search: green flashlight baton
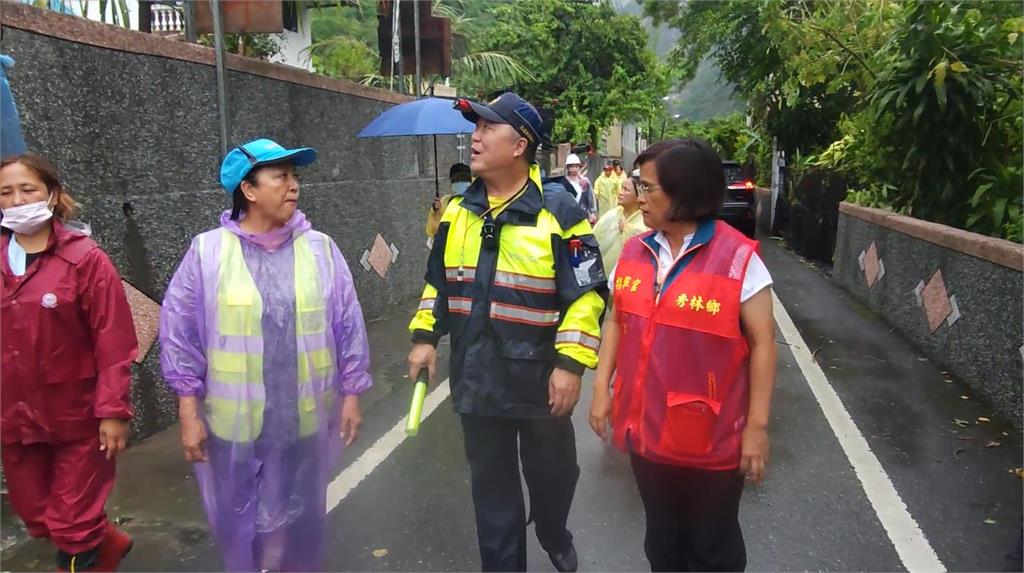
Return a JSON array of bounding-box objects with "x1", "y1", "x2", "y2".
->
[{"x1": 405, "y1": 368, "x2": 430, "y2": 436}]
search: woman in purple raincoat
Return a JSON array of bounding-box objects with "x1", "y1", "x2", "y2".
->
[{"x1": 159, "y1": 139, "x2": 372, "y2": 571}]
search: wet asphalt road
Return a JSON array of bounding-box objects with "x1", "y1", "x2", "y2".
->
[
  {"x1": 322, "y1": 239, "x2": 1022, "y2": 572},
  {"x1": 1, "y1": 240, "x2": 1020, "y2": 572}
]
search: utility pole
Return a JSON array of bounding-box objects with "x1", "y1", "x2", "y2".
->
[
  {"x1": 413, "y1": 0, "x2": 422, "y2": 97},
  {"x1": 396, "y1": 0, "x2": 404, "y2": 94},
  {"x1": 211, "y1": 0, "x2": 230, "y2": 156},
  {"x1": 183, "y1": 0, "x2": 197, "y2": 43}
]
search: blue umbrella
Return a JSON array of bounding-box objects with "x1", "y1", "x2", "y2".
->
[
  {"x1": 358, "y1": 97, "x2": 476, "y2": 196},
  {"x1": 357, "y1": 97, "x2": 475, "y2": 138},
  {"x1": 1, "y1": 55, "x2": 27, "y2": 159}
]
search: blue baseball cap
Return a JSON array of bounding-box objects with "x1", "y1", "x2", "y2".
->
[
  {"x1": 219, "y1": 138, "x2": 318, "y2": 194},
  {"x1": 455, "y1": 92, "x2": 544, "y2": 148}
]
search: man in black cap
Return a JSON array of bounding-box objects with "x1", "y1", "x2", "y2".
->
[{"x1": 409, "y1": 93, "x2": 607, "y2": 572}]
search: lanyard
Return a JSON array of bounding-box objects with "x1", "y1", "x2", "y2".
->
[{"x1": 456, "y1": 182, "x2": 529, "y2": 279}]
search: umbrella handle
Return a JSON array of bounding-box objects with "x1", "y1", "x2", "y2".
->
[{"x1": 434, "y1": 135, "x2": 440, "y2": 198}]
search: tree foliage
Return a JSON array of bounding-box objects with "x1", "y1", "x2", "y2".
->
[
  {"x1": 650, "y1": 0, "x2": 1024, "y2": 240},
  {"x1": 473, "y1": 0, "x2": 669, "y2": 148},
  {"x1": 307, "y1": 0, "x2": 667, "y2": 150},
  {"x1": 662, "y1": 113, "x2": 768, "y2": 184},
  {"x1": 306, "y1": 0, "x2": 534, "y2": 93}
]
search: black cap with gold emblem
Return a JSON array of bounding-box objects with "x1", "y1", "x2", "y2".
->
[{"x1": 454, "y1": 92, "x2": 544, "y2": 148}]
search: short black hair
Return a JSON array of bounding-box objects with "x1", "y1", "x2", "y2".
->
[
  {"x1": 449, "y1": 162, "x2": 471, "y2": 181},
  {"x1": 637, "y1": 138, "x2": 725, "y2": 221},
  {"x1": 612, "y1": 160, "x2": 621, "y2": 167},
  {"x1": 635, "y1": 140, "x2": 675, "y2": 168},
  {"x1": 229, "y1": 169, "x2": 261, "y2": 220},
  {"x1": 524, "y1": 143, "x2": 537, "y2": 165}
]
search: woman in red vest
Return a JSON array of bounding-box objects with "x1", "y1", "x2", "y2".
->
[{"x1": 588, "y1": 139, "x2": 777, "y2": 572}]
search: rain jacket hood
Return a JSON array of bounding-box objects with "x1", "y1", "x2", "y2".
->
[{"x1": 219, "y1": 209, "x2": 311, "y2": 253}]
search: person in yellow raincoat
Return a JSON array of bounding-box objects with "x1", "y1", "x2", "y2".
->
[
  {"x1": 612, "y1": 160, "x2": 627, "y2": 186},
  {"x1": 593, "y1": 169, "x2": 648, "y2": 276},
  {"x1": 425, "y1": 163, "x2": 472, "y2": 239},
  {"x1": 593, "y1": 162, "x2": 619, "y2": 219}
]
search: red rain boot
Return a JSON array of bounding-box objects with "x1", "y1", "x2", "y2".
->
[{"x1": 91, "y1": 523, "x2": 132, "y2": 572}]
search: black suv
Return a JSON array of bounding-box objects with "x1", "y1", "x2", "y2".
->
[{"x1": 719, "y1": 161, "x2": 756, "y2": 238}]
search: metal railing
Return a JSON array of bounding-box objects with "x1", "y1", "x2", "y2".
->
[
  {"x1": 136, "y1": 1, "x2": 186, "y2": 35},
  {"x1": 150, "y1": 3, "x2": 184, "y2": 34}
]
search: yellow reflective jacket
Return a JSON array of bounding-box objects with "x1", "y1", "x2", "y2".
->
[{"x1": 409, "y1": 165, "x2": 607, "y2": 417}]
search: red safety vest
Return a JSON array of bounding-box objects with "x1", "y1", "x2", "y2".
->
[{"x1": 611, "y1": 221, "x2": 757, "y2": 469}]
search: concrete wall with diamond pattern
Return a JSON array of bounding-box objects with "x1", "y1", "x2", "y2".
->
[
  {"x1": 1, "y1": 5, "x2": 460, "y2": 438},
  {"x1": 833, "y1": 203, "x2": 1023, "y2": 431}
]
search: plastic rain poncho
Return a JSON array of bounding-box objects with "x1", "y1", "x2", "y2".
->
[
  {"x1": 593, "y1": 173, "x2": 620, "y2": 220},
  {"x1": 593, "y1": 206, "x2": 648, "y2": 277},
  {"x1": 159, "y1": 210, "x2": 372, "y2": 572},
  {"x1": 0, "y1": 55, "x2": 27, "y2": 159}
]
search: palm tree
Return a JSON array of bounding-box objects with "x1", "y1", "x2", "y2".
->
[
  {"x1": 304, "y1": 0, "x2": 534, "y2": 94},
  {"x1": 430, "y1": 0, "x2": 535, "y2": 93}
]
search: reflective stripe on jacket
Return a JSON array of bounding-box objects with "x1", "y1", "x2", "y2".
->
[
  {"x1": 410, "y1": 165, "x2": 607, "y2": 417},
  {"x1": 199, "y1": 229, "x2": 336, "y2": 442}
]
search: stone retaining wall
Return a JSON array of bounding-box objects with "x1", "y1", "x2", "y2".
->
[{"x1": 833, "y1": 202, "x2": 1023, "y2": 429}]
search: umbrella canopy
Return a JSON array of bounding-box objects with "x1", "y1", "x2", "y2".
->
[
  {"x1": 0, "y1": 55, "x2": 26, "y2": 159},
  {"x1": 358, "y1": 97, "x2": 475, "y2": 138}
]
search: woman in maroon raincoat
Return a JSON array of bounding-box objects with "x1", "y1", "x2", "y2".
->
[{"x1": 0, "y1": 154, "x2": 138, "y2": 572}]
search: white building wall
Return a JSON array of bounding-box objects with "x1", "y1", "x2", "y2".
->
[
  {"x1": 270, "y1": 11, "x2": 313, "y2": 72},
  {"x1": 70, "y1": 0, "x2": 312, "y2": 71},
  {"x1": 75, "y1": 0, "x2": 141, "y2": 30}
]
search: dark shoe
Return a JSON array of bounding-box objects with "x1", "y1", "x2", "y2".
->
[
  {"x1": 548, "y1": 543, "x2": 578, "y2": 573},
  {"x1": 56, "y1": 546, "x2": 99, "y2": 572}
]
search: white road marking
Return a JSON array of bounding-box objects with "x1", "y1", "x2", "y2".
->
[
  {"x1": 326, "y1": 379, "x2": 451, "y2": 512},
  {"x1": 323, "y1": 296, "x2": 943, "y2": 571},
  {"x1": 773, "y1": 293, "x2": 945, "y2": 572}
]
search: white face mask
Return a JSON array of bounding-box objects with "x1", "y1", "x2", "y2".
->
[{"x1": 1, "y1": 196, "x2": 54, "y2": 234}]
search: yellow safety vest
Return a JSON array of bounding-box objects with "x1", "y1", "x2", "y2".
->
[{"x1": 204, "y1": 229, "x2": 336, "y2": 443}]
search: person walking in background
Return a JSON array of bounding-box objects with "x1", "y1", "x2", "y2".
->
[
  {"x1": 612, "y1": 160, "x2": 626, "y2": 186},
  {"x1": 409, "y1": 93, "x2": 607, "y2": 572},
  {"x1": 1, "y1": 154, "x2": 138, "y2": 572},
  {"x1": 592, "y1": 169, "x2": 648, "y2": 277},
  {"x1": 564, "y1": 153, "x2": 597, "y2": 223},
  {"x1": 426, "y1": 162, "x2": 473, "y2": 239},
  {"x1": 589, "y1": 139, "x2": 777, "y2": 572},
  {"x1": 593, "y1": 161, "x2": 619, "y2": 219},
  {"x1": 159, "y1": 138, "x2": 373, "y2": 572}
]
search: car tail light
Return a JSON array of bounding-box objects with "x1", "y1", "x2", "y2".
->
[{"x1": 727, "y1": 181, "x2": 756, "y2": 192}]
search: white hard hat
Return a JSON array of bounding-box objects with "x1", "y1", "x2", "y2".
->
[{"x1": 566, "y1": 154, "x2": 582, "y2": 166}]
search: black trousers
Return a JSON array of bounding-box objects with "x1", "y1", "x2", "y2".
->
[
  {"x1": 460, "y1": 414, "x2": 579, "y2": 572},
  {"x1": 630, "y1": 452, "x2": 746, "y2": 572}
]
